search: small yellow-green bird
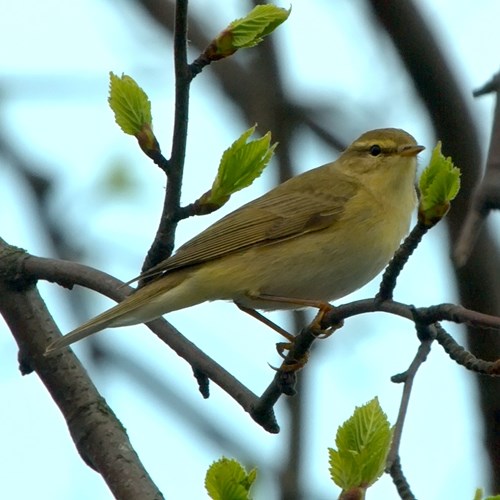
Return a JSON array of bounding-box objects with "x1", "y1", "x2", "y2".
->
[{"x1": 46, "y1": 128, "x2": 424, "y2": 354}]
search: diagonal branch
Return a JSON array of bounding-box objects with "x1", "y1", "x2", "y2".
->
[{"x1": 14, "y1": 243, "x2": 279, "y2": 432}]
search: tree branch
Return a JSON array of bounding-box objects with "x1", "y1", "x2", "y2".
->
[
  {"x1": 13, "y1": 242, "x2": 279, "y2": 432},
  {"x1": 386, "y1": 323, "x2": 435, "y2": 471},
  {"x1": 0, "y1": 244, "x2": 163, "y2": 499},
  {"x1": 141, "y1": 0, "x2": 192, "y2": 275}
]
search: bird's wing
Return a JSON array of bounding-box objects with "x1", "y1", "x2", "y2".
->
[{"x1": 137, "y1": 166, "x2": 360, "y2": 280}]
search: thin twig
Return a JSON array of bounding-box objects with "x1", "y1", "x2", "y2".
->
[
  {"x1": 141, "y1": 0, "x2": 192, "y2": 276},
  {"x1": 386, "y1": 323, "x2": 434, "y2": 470},
  {"x1": 255, "y1": 293, "x2": 500, "y2": 441},
  {"x1": 377, "y1": 221, "x2": 429, "y2": 301},
  {"x1": 435, "y1": 323, "x2": 500, "y2": 375},
  {"x1": 388, "y1": 457, "x2": 417, "y2": 500},
  {"x1": 414, "y1": 303, "x2": 500, "y2": 330}
]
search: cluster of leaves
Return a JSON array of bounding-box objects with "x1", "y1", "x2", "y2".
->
[
  {"x1": 328, "y1": 398, "x2": 392, "y2": 498},
  {"x1": 108, "y1": 5, "x2": 287, "y2": 208},
  {"x1": 205, "y1": 458, "x2": 257, "y2": 500},
  {"x1": 205, "y1": 399, "x2": 498, "y2": 500}
]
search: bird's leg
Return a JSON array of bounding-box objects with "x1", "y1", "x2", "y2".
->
[
  {"x1": 248, "y1": 292, "x2": 339, "y2": 336},
  {"x1": 235, "y1": 303, "x2": 295, "y2": 342},
  {"x1": 236, "y1": 294, "x2": 340, "y2": 374},
  {"x1": 249, "y1": 292, "x2": 333, "y2": 310},
  {"x1": 310, "y1": 302, "x2": 343, "y2": 339},
  {"x1": 235, "y1": 303, "x2": 300, "y2": 370}
]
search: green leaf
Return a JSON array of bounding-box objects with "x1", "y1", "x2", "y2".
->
[
  {"x1": 229, "y1": 5, "x2": 291, "y2": 48},
  {"x1": 418, "y1": 141, "x2": 461, "y2": 226},
  {"x1": 328, "y1": 398, "x2": 393, "y2": 491},
  {"x1": 205, "y1": 457, "x2": 257, "y2": 500},
  {"x1": 206, "y1": 5, "x2": 290, "y2": 59},
  {"x1": 201, "y1": 125, "x2": 277, "y2": 208},
  {"x1": 108, "y1": 72, "x2": 152, "y2": 135}
]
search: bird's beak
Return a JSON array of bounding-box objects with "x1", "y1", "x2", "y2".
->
[{"x1": 399, "y1": 144, "x2": 425, "y2": 157}]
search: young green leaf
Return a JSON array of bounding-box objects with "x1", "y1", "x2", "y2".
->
[
  {"x1": 205, "y1": 457, "x2": 257, "y2": 500},
  {"x1": 200, "y1": 125, "x2": 277, "y2": 209},
  {"x1": 328, "y1": 398, "x2": 393, "y2": 493},
  {"x1": 204, "y1": 5, "x2": 290, "y2": 60},
  {"x1": 418, "y1": 141, "x2": 461, "y2": 226},
  {"x1": 108, "y1": 72, "x2": 152, "y2": 135},
  {"x1": 108, "y1": 72, "x2": 159, "y2": 156}
]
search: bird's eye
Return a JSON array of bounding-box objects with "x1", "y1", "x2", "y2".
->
[{"x1": 369, "y1": 144, "x2": 382, "y2": 156}]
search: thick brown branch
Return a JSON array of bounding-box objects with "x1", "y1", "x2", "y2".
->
[{"x1": 0, "y1": 253, "x2": 163, "y2": 498}]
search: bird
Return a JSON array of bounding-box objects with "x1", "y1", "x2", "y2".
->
[{"x1": 45, "y1": 127, "x2": 424, "y2": 354}]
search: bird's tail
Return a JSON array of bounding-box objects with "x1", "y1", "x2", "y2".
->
[
  {"x1": 44, "y1": 291, "x2": 149, "y2": 355},
  {"x1": 45, "y1": 317, "x2": 113, "y2": 354},
  {"x1": 45, "y1": 271, "x2": 188, "y2": 355}
]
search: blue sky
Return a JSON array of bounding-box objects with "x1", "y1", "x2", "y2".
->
[{"x1": 1, "y1": 1, "x2": 499, "y2": 498}]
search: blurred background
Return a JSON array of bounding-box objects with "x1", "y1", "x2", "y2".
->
[{"x1": 1, "y1": 1, "x2": 500, "y2": 498}]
